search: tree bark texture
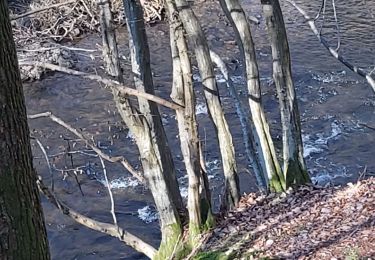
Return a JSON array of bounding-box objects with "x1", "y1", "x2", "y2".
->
[
  {"x1": 167, "y1": 2, "x2": 214, "y2": 242},
  {"x1": 123, "y1": 0, "x2": 184, "y2": 214},
  {"x1": 209, "y1": 50, "x2": 266, "y2": 193},
  {"x1": 0, "y1": 1, "x2": 50, "y2": 259},
  {"x1": 219, "y1": 0, "x2": 285, "y2": 192},
  {"x1": 119, "y1": 0, "x2": 184, "y2": 257},
  {"x1": 97, "y1": 0, "x2": 123, "y2": 81},
  {"x1": 172, "y1": 0, "x2": 241, "y2": 209},
  {"x1": 262, "y1": 0, "x2": 310, "y2": 187}
]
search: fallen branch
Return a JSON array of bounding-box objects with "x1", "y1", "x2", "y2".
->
[
  {"x1": 286, "y1": 0, "x2": 375, "y2": 93},
  {"x1": 36, "y1": 176, "x2": 157, "y2": 259},
  {"x1": 19, "y1": 61, "x2": 184, "y2": 110},
  {"x1": 28, "y1": 111, "x2": 145, "y2": 184},
  {"x1": 10, "y1": 0, "x2": 76, "y2": 20}
]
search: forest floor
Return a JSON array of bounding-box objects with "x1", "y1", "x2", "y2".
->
[{"x1": 198, "y1": 177, "x2": 375, "y2": 260}]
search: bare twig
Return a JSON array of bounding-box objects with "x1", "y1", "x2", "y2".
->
[
  {"x1": 27, "y1": 111, "x2": 145, "y2": 183},
  {"x1": 17, "y1": 45, "x2": 97, "y2": 53},
  {"x1": 32, "y1": 137, "x2": 55, "y2": 191},
  {"x1": 286, "y1": 0, "x2": 375, "y2": 93},
  {"x1": 331, "y1": 0, "x2": 341, "y2": 51},
  {"x1": 99, "y1": 156, "x2": 117, "y2": 225},
  {"x1": 36, "y1": 176, "x2": 157, "y2": 259},
  {"x1": 10, "y1": 0, "x2": 76, "y2": 20},
  {"x1": 19, "y1": 61, "x2": 184, "y2": 110}
]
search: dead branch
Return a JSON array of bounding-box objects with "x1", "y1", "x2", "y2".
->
[
  {"x1": 286, "y1": 0, "x2": 375, "y2": 93},
  {"x1": 36, "y1": 176, "x2": 157, "y2": 259},
  {"x1": 10, "y1": 0, "x2": 76, "y2": 20},
  {"x1": 19, "y1": 61, "x2": 184, "y2": 110},
  {"x1": 32, "y1": 137, "x2": 55, "y2": 190},
  {"x1": 99, "y1": 156, "x2": 117, "y2": 225},
  {"x1": 27, "y1": 111, "x2": 145, "y2": 184}
]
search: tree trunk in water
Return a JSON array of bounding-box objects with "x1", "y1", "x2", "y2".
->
[
  {"x1": 167, "y1": 2, "x2": 214, "y2": 244},
  {"x1": 172, "y1": 0, "x2": 241, "y2": 210},
  {"x1": 0, "y1": 1, "x2": 50, "y2": 258},
  {"x1": 262, "y1": 0, "x2": 310, "y2": 187},
  {"x1": 219, "y1": 0, "x2": 285, "y2": 192}
]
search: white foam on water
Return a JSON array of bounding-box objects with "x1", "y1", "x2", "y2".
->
[
  {"x1": 206, "y1": 159, "x2": 221, "y2": 173},
  {"x1": 303, "y1": 134, "x2": 324, "y2": 158},
  {"x1": 179, "y1": 187, "x2": 188, "y2": 198},
  {"x1": 311, "y1": 70, "x2": 347, "y2": 83},
  {"x1": 193, "y1": 73, "x2": 201, "y2": 82},
  {"x1": 126, "y1": 130, "x2": 136, "y2": 142},
  {"x1": 302, "y1": 121, "x2": 343, "y2": 158},
  {"x1": 98, "y1": 176, "x2": 140, "y2": 189},
  {"x1": 195, "y1": 102, "x2": 208, "y2": 115},
  {"x1": 137, "y1": 206, "x2": 158, "y2": 223},
  {"x1": 311, "y1": 165, "x2": 352, "y2": 186}
]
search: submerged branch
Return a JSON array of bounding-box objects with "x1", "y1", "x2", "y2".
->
[
  {"x1": 36, "y1": 176, "x2": 157, "y2": 259},
  {"x1": 20, "y1": 61, "x2": 184, "y2": 110},
  {"x1": 286, "y1": 0, "x2": 375, "y2": 93},
  {"x1": 28, "y1": 111, "x2": 145, "y2": 183}
]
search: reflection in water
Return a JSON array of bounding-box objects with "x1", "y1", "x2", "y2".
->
[{"x1": 24, "y1": 0, "x2": 374, "y2": 258}]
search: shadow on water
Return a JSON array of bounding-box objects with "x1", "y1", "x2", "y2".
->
[{"x1": 22, "y1": 0, "x2": 375, "y2": 258}]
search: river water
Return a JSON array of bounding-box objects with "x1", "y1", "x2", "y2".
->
[{"x1": 23, "y1": 0, "x2": 374, "y2": 258}]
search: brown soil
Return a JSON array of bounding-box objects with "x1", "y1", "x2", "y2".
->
[{"x1": 202, "y1": 178, "x2": 375, "y2": 260}]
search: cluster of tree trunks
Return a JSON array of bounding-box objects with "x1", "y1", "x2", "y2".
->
[{"x1": 0, "y1": 0, "x2": 312, "y2": 258}]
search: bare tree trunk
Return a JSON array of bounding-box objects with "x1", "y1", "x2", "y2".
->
[
  {"x1": 0, "y1": 1, "x2": 50, "y2": 258},
  {"x1": 123, "y1": 0, "x2": 184, "y2": 214},
  {"x1": 97, "y1": 0, "x2": 183, "y2": 257},
  {"x1": 97, "y1": 0, "x2": 123, "y2": 81},
  {"x1": 209, "y1": 50, "x2": 266, "y2": 193},
  {"x1": 219, "y1": 0, "x2": 285, "y2": 192},
  {"x1": 171, "y1": 0, "x2": 241, "y2": 210},
  {"x1": 119, "y1": 0, "x2": 185, "y2": 257},
  {"x1": 262, "y1": 0, "x2": 310, "y2": 187},
  {"x1": 167, "y1": 2, "x2": 214, "y2": 244}
]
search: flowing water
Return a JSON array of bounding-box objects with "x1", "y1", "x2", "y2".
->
[{"x1": 23, "y1": 0, "x2": 374, "y2": 258}]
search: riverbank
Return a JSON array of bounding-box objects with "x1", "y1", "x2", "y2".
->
[
  {"x1": 196, "y1": 178, "x2": 374, "y2": 259},
  {"x1": 17, "y1": 0, "x2": 375, "y2": 258}
]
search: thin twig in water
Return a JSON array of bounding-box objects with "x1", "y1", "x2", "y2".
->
[
  {"x1": 99, "y1": 156, "x2": 117, "y2": 225},
  {"x1": 331, "y1": 0, "x2": 341, "y2": 51},
  {"x1": 32, "y1": 137, "x2": 55, "y2": 191}
]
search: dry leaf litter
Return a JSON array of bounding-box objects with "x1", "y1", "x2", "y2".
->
[{"x1": 202, "y1": 178, "x2": 374, "y2": 259}]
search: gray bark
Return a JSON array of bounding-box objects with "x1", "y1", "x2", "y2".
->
[
  {"x1": 123, "y1": 0, "x2": 184, "y2": 214},
  {"x1": 97, "y1": 0, "x2": 123, "y2": 81},
  {"x1": 209, "y1": 50, "x2": 266, "y2": 193},
  {"x1": 171, "y1": 0, "x2": 240, "y2": 209},
  {"x1": 167, "y1": 2, "x2": 213, "y2": 240},
  {"x1": 219, "y1": 0, "x2": 285, "y2": 192},
  {"x1": 262, "y1": 0, "x2": 310, "y2": 187},
  {"x1": 0, "y1": 1, "x2": 50, "y2": 258}
]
